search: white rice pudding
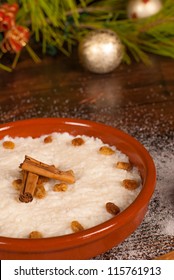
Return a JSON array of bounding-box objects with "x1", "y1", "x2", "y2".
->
[{"x1": 0, "y1": 132, "x2": 142, "y2": 238}]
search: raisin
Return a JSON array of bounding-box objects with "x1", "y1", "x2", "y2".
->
[
  {"x1": 99, "y1": 146, "x2": 115, "y2": 155},
  {"x1": 71, "y1": 220, "x2": 84, "y2": 232},
  {"x1": 106, "y1": 202, "x2": 120, "y2": 215},
  {"x1": 3, "y1": 141, "x2": 15, "y2": 149},
  {"x1": 122, "y1": 179, "x2": 139, "y2": 190},
  {"x1": 71, "y1": 137, "x2": 85, "y2": 146},
  {"x1": 53, "y1": 183, "x2": 68, "y2": 192},
  {"x1": 29, "y1": 231, "x2": 43, "y2": 238}
]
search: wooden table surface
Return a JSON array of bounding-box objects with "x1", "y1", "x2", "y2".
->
[{"x1": 0, "y1": 50, "x2": 174, "y2": 260}]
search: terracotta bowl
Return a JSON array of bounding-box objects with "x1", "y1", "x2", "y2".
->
[{"x1": 0, "y1": 118, "x2": 156, "y2": 260}]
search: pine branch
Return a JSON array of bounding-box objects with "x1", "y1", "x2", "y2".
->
[
  {"x1": 1, "y1": 0, "x2": 174, "y2": 69},
  {"x1": 72, "y1": 0, "x2": 174, "y2": 63}
]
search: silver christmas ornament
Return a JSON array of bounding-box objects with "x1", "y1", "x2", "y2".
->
[
  {"x1": 78, "y1": 29, "x2": 124, "y2": 74},
  {"x1": 127, "y1": 0, "x2": 163, "y2": 19}
]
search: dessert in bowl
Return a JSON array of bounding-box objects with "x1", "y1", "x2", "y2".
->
[{"x1": 0, "y1": 118, "x2": 156, "y2": 259}]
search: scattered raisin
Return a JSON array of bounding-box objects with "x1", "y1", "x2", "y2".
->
[
  {"x1": 122, "y1": 179, "x2": 139, "y2": 190},
  {"x1": 34, "y1": 184, "x2": 46, "y2": 199},
  {"x1": 71, "y1": 137, "x2": 85, "y2": 146},
  {"x1": 12, "y1": 178, "x2": 22, "y2": 191},
  {"x1": 99, "y1": 146, "x2": 115, "y2": 155},
  {"x1": 3, "y1": 141, "x2": 15, "y2": 149},
  {"x1": 106, "y1": 202, "x2": 120, "y2": 215},
  {"x1": 29, "y1": 231, "x2": 43, "y2": 238},
  {"x1": 53, "y1": 183, "x2": 68, "y2": 192},
  {"x1": 44, "y1": 135, "x2": 53, "y2": 143},
  {"x1": 115, "y1": 162, "x2": 132, "y2": 171},
  {"x1": 71, "y1": 220, "x2": 84, "y2": 233}
]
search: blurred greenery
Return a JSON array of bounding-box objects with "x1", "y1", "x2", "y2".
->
[{"x1": 1, "y1": 0, "x2": 174, "y2": 70}]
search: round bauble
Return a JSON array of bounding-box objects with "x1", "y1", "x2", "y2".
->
[
  {"x1": 78, "y1": 29, "x2": 124, "y2": 74},
  {"x1": 127, "y1": 0, "x2": 163, "y2": 19}
]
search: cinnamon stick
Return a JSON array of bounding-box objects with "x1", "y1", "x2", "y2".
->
[
  {"x1": 20, "y1": 155, "x2": 75, "y2": 184},
  {"x1": 19, "y1": 171, "x2": 39, "y2": 203}
]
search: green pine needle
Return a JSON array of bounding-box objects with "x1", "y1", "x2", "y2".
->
[
  {"x1": 0, "y1": 62, "x2": 12, "y2": 72},
  {"x1": 1, "y1": 0, "x2": 174, "y2": 66},
  {"x1": 25, "y1": 45, "x2": 41, "y2": 63}
]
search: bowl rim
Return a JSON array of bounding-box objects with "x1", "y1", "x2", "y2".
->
[{"x1": 0, "y1": 117, "x2": 156, "y2": 253}]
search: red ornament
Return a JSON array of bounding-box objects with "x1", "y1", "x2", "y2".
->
[
  {"x1": 127, "y1": 0, "x2": 163, "y2": 19},
  {"x1": 0, "y1": 3, "x2": 19, "y2": 32},
  {"x1": 1, "y1": 25, "x2": 30, "y2": 53},
  {"x1": 0, "y1": 3, "x2": 30, "y2": 53}
]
